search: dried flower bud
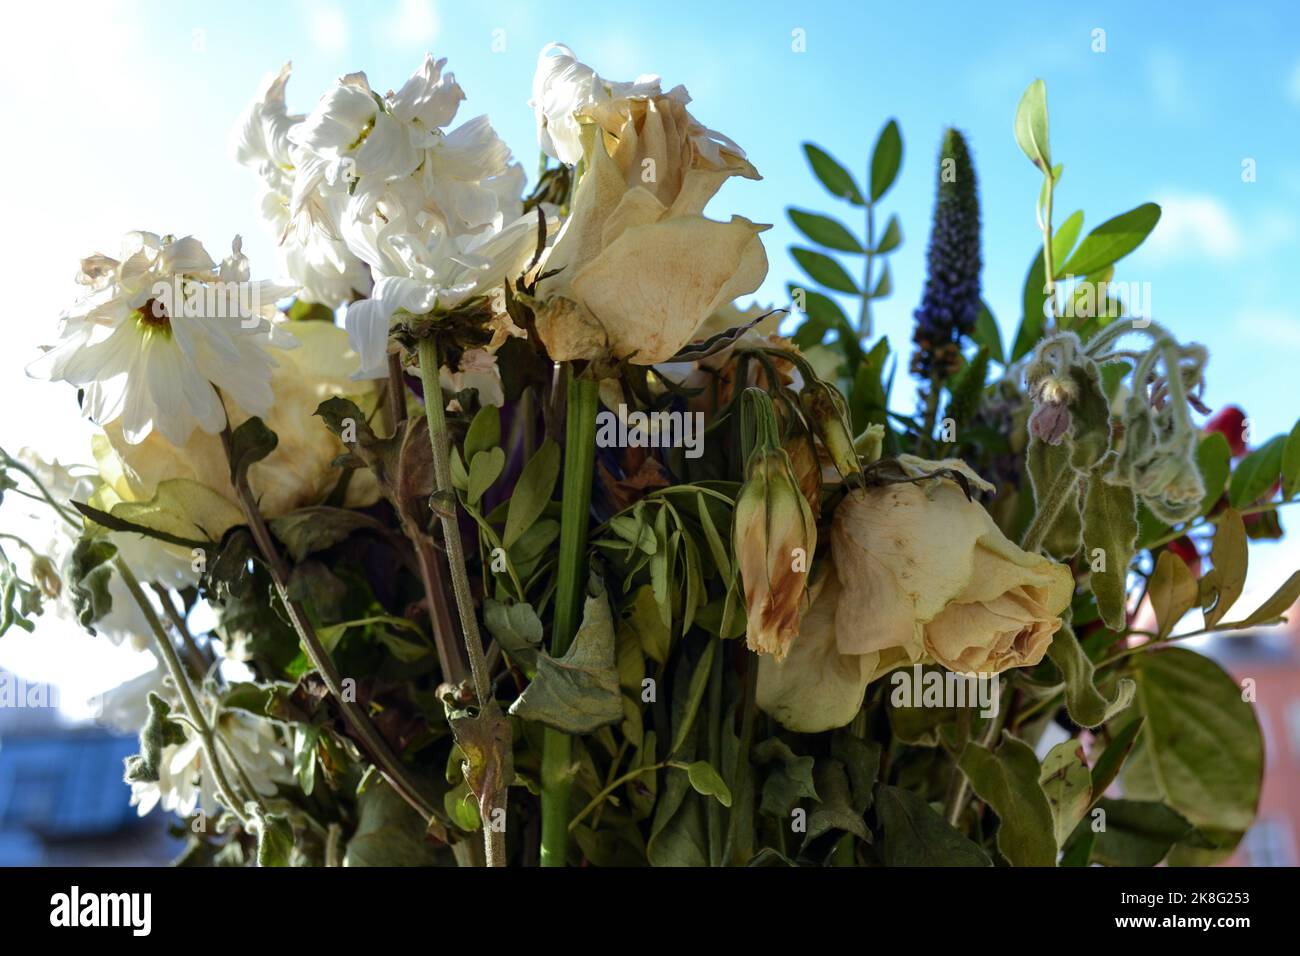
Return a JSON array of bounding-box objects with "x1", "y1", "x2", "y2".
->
[
  {"x1": 734, "y1": 448, "x2": 817, "y2": 661},
  {"x1": 31, "y1": 554, "x2": 62, "y2": 600},
  {"x1": 801, "y1": 384, "x2": 860, "y2": 480}
]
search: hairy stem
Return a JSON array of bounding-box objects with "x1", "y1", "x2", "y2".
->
[{"x1": 417, "y1": 336, "x2": 507, "y2": 867}]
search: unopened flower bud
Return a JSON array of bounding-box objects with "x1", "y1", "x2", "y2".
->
[
  {"x1": 31, "y1": 554, "x2": 62, "y2": 600},
  {"x1": 801, "y1": 385, "x2": 860, "y2": 480},
  {"x1": 734, "y1": 448, "x2": 817, "y2": 661}
]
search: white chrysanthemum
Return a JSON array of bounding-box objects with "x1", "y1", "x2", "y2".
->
[
  {"x1": 285, "y1": 53, "x2": 541, "y2": 379},
  {"x1": 30, "y1": 233, "x2": 297, "y2": 447},
  {"x1": 232, "y1": 63, "x2": 371, "y2": 308},
  {"x1": 530, "y1": 42, "x2": 664, "y2": 165},
  {"x1": 128, "y1": 689, "x2": 293, "y2": 818}
]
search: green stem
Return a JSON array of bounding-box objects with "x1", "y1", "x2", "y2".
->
[
  {"x1": 115, "y1": 556, "x2": 252, "y2": 829},
  {"x1": 540, "y1": 370, "x2": 600, "y2": 867},
  {"x1": 1040, "y1": 174, "x2": 1058, "y2": 330},
  {"x1": 417, "y1": 336, "x2": 508, "y2": 867},
  {"x1": 1020, "y1": 460, "x2": 1079, "y2": 553},
  {"x1": 222, "y1": 429, "x2": 442, "y2": 835},
  {"x1": 859, "y1": 200, "x2": 875, "y2": 339},
  {"x1": 944, "y1": 684, "x2": 1011, "y2": 826}
]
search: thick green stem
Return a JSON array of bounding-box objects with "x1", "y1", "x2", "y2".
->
[
  {"x1": 540, "y1": 370, "x2": 599, "y2": 867},
  {"x1": 417, "y1": 336, "x2": 508, "y2": 867}
]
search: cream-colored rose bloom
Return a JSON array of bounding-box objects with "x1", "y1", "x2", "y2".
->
[
  {"x1": 757, "y1": 567, "x2": 912, "y2": 733},
  {"x1": 535, "y1": 92, "x2": 768, "y2": 365},
  {"x1": 102, "y1": 320, "x2": 380, "y2": 518},
  {"x1": 758, "y1": 462, "x2": 1074, "y2": 732},
  {"x1": 833, "y1": 476, "x2": 1072, "y2": 670}
]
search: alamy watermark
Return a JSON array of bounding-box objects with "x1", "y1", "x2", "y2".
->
[
  {"x1": 149, "y1": 276, "x2": 263, "y2": 328},
  {"x1": 595, "y1": 404, "x2": 704, "y2": 459},
  {"x1": 889, "y1": 665, "x2": 1000, "y2": 718}
]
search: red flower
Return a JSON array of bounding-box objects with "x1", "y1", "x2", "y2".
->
[
  {"x1": 1166, "y1": 536, "x2": 1201, "y2": 577},
  {"x1": 1203, "y1": 405, "x2": 1248, "y2": 458}
]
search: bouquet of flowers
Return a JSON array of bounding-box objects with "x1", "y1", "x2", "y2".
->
[{"x1": 3, "y1": 46, "x2": 1297, "y2": 868}]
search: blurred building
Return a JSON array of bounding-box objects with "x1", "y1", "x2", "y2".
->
[
  {"x1": 1207, "y1": 610, "x2": 1300, "y2": 867},
  {"x1": 0, "y1": 668, "x2": 178, "y2": 865}
]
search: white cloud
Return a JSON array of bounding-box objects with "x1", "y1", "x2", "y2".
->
[
  {"x1": 308, "y1": 3, "x2": 349, "y2": 55},
  {"x1": 382, "y1": 0, "x2": 438, "y2": 48},
  {"x1": 1235, "y1": 307, "x2": 1300, "y2": 348},
  {"x1": 1145, "y1": 193, "x2": 1244, "y2": 262}
]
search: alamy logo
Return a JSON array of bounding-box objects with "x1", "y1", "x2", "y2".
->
[
  {"x1": 889, "y1": 665, "x2": 1000, "y2": 718},
  {"x1": 0, "y1": 671, "x2": 59, "y2": 709},
  {"x1": 49, "y1": 886, "x2": 151, "y2": 936},
  {"x1": 595, "y1": 404, "x2": 704, "y2": 459},
  {"x1": 151, "y1": 275, "x2": 263, "y2": 328}
]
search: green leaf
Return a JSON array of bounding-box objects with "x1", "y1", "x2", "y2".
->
[
  {"x1": 1091, "y1": 798, "x2": 1193, "y2": 867},
  {"x1": 972, "y1": 301, "x2": 1004, "y2": 365},
  {"x1": 754, "y1": 738, "x2": 818, "y2": 817},
  {"x1": 256, "y1": 814, "x2": 295, "y2": 867},
  {"x1": 1124, "y1": 648, "x2": 1264, "y2": 843},
  {"x1": 1201, "y1": 508, "x2": 1247, "y2": 627},
  {"x1": 468, "y1": 447, "x2": 506, "y2": 505},
  {"x1": 1082, "y1": 473, "x2": 1137, "y2": 630},
  {"x1": 285, "y1": 298, "x2": 336, "y2": 323},
  {"x1": 869, "y1": 119, "x2": 903, "y2": 202},
  {"x1": 123, "y1": 692, "x2": 187, "y2": 784},
  {"x1": 802, "y1": 759, "x2": 869, "y2": 849},
  {"x1": 669, "y1": 640, "x2": 715, "y2": 756},
  {"x1": 683, "y1": 760, "x2": 732, "y2": 808},
  {"x1": 624, "y1": 584, "x2": 671, "y2": 664},
  {"x1": 802, "y1": 142, "x2": 865, "y2": 205},
  {"x1": 1060, "y1": 203, "x2": 1162, "y2": 278},
  {"x1": 1218, "y1": 570, "x2": 1300, "y2": 630},
  {"x1": 788, "y1": 209, "x2": 863, "y2": 253},
  {"x1": 1050, "y1": 210, "x2": 1084, "y2": 276},
  {"x1": 873, "y1": 213, "x2": 903, "y2": 254},
  {"x1": 503, "y1": 439, "x2": 559, "y2": 549},
  {"x1": 1229, "y1": 434, "x2": 1285, "y2": 507},
  {"x1": 269, "y1": 507, "x2": 385, "y2": 562},
  {"x1": 483, "y1": 598, "x2": 544, "y2": 671},
  {"x1": 957, "y1": 730, "x2": 1057, "y2": 867},
  {"x1": 1039, "y1": 740, "x2": 1092, "y2": 847},
  {"x1": 871, "y1": 263, "x2": 892, "y2": 298},
  {"x1": 75, "y1": 478, "x2": 243, "y2": 549},
  {"x1": 1046, "y1": 623, "x2": 1136, "y2": 728},
  {"x1": 1027, "y1": 440, "x2": 1082, "y2": 560},
  {"x1": 1089, "y1": 716, "x2": 1145, "y2": 804},
  {"x1": 1282, "y1": 419, "x2": 1300, "y2": 499},
  {"x1": 67, "y1": 535, "x2": 117, "y2": 631},
  {"x1": 345, "y1": 780, "x2": 446, "y2": 866},
  {"x1": 791, "y1": 246, "x2": 859, "y2": 294},
  {"x1": 876, "y1": 785, "x2": 992, "y2": 866},
  {"x1": 1149, "y1": 549, "x2": 1199, "y2": 639},
  {"x1": 464, "y1": 405, "x2": 500, "y2": 462},
  {"x1": 508, "y1": 585, "x2": 622, "y2": 734},
  {"x1": 1196, "y1": 431, "x2": 1232, "y2": 516},
  {"x1": 228, "y1": 417, "x2": 278, "y2": 487},
  {"x1": 1013, "y1": 79, "x2": 1051, "y2": 171}
]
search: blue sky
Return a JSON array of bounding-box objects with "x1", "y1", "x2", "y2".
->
[{"x1": 1, "y1": 0, "x2": 1298, "y2": 705}]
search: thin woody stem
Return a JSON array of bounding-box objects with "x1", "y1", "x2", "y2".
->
[
  {"x1": 220, "y1": 425, "x2": 441, "y2": 829},
  {"x1": 417, "y1": 335, "x2": 506, "y2": 867},
  {"x1": 115, "y1": 556, "x2": 253, "y2": 829}
]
